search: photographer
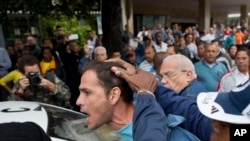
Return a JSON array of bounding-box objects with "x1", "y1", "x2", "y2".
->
[{"x1": 11, "y1": 55, "x2": 71, "y2": 107}]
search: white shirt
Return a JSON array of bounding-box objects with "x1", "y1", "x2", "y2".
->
[
  {"x1": 200, "y1": 33, "x2": 215, "y2": 43},
  {"x1": 186, "y1": 43, "x2": 197, "y2": 59},
  {"x1": 139, "y1": 60, "x2": 153, "y2": 72},
  {"x1": 153, "y1": 42, "x2": 168, "y2": 53},
  {"x1": 235, "y1": 68, "x2": 249, "y2": 86},
  {"x1": 87, "y1": 38, "x2": 96, "y2": 48},
  {"x1": 87, "y1": 38, "x2": 96, "y2": 60},
  {"x1": 137, "y1": 31, "x2": 148, "y2": 42}
]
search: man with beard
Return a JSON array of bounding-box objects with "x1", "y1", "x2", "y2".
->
[{"x1": 26, "y1": 35, "x2": 41, "y2": 58}]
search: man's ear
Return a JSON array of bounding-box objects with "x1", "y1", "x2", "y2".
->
[
  {"x1": 109, "y1": 87, "x2": 121, "y2": 105},
  {"x1": 186, "y1": 70, "x2": 194, "y2": 82}
]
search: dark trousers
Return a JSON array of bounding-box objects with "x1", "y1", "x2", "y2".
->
[{"x1": 0, "y1": 85, "x2": 10, "y2": 101}]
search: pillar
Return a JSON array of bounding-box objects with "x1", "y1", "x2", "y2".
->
[
  {"x1": 0, "y1": 25, "x2": 5, "y2": 48},
  {"x1": 165, "y1": 15, "x2": 171, "y2": 29},
  {"x1": 199, "y1": 0, "x2": 211, "y2": 32},
  {"x1": 240, "y1": 5, "x2": 248, "y2": 26},
  {"x1": 121, "y1": 0, "x2": 134, "y2": 35}
]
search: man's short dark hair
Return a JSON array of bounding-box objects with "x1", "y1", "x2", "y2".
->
[
  {"x1": 56, "y1": 25, "x2": 61, "y2": 29},
  {"x1": 41, "y1": 47, "x2": 53, "y2": 55},
  {"x1": 184, "y1": 33, "x2": 193, "y2": 38},
  {"x1": 236, "y1": 47, "x2": 250, "y2": 57},
  {"x1": 155, "y1": 32, "x2": 162, "y2": 37},
  {"x1": 168, "y1": 45, "x2": 180, "y2": 54},
  {"x1": 87, "y1": 30, "x2": 93, "y2": 34},
  {"x1": 42, "y1": 37, "x2": 51, "y2": 42},
  {"x1": 144, "y1": 46, "x2": 156, "y2": 54},
  {"x1": 18, "y1": 55, "x2": 40, "y2": 74},
  {"x1": 68, "y1": 40, "x2": 78, "y2": 45},
  {"x1": 211, "y1": 39, "x2": 222, "y2": 46},
  {"x1": 173, "y1": 33, "x2": 182, "y2": 38},
  {"x1": 153, "y1": 52, "x2": 169, "y2": 72},
  {"x1": 82, "y1": 61, "x2": 133, "y2": 103}
]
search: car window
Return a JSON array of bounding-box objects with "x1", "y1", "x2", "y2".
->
[{"x1": 41, "y1": 103, "x2": 120, "y2": 141}]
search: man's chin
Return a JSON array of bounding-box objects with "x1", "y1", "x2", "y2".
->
[{"x1": 88, "y1": 124, "x2": 100, "y2": 130}]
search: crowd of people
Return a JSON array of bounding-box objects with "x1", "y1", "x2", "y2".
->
[{"x1": 0, "y1": 22, "x2": 250, "y2": 140}]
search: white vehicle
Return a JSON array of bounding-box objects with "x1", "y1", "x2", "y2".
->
[{"x1": 0, "y1": 101, "x2": 120, "y2": 141}]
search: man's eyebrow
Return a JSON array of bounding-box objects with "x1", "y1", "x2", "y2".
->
[
  {"x1": 79, "y1": 87, "x2": 92, "y2": 92},
  {"x1": 163, "y1": 71, "x2": 171, "y2": 75}
]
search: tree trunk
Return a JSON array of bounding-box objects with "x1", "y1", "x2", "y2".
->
[{"x1": 101, "y1": 0, "x2": 122, "y2": 58}]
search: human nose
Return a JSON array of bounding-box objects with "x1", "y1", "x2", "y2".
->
[
  {"x1": 161, "y1": 77, "x2": 168, "y2": 85},
  {"x1": 76, "y1": 93, "x2": 85, "y2": 106}
]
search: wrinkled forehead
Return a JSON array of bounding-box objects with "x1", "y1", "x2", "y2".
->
[
  {"x1": 95, "y1": 49, "x2": 106, "y2": 54},
  {"x1": 160, "y1": 59, "x2": 178, "y2": 73}
]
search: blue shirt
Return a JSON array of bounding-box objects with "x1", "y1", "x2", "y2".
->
[
  {"x1": 78, "y1": 57, "x2": 90, "y2": 74},
  {"x1": 0, "y1": 48, "x2": 12, "y2": 77},
  {"x1": 224, "y1": 35, "x2": 235, "y2": 49},
  {"x1": 117, "y1": 122, "x2": 133, "y2": 141},
  {"x1": 194, "y1": 61, "x2": 227, "y2": 91},
  {"x1": 138, "y1": 60, "x2": 153, "y2": 72}
]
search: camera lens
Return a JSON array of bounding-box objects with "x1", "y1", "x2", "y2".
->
[
  {"x1": 33, "y1": 77, "x2": 41, "y2": 84},
  {"x1": 27, "y1": 72, "x2": 41, "y2": 86}
]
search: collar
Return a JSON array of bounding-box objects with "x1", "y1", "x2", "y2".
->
[
  {"x1": 235, "y1": 67, "x2": 249, "y2": 76},
  {"x1": 202, "y1": 60, "x2": 218, "y2": 67},
  {"x1": 179, "y1": 79, "x2": 196, "y2": 95}
]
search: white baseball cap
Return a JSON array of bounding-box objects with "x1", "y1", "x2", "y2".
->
[{"x1": 197, "y1": 79, "x2": 250, "y2": 124}]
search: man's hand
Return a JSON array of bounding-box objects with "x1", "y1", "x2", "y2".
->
[
  {"x1": 106, "y1": 58, "x2": 158, "y2": 93},
  {"x1": 18, "y1": 76, "x2": 30, "y2": 90},
  {"x1": 39, "y1": 77, "x2": 56, "y2": 93}
]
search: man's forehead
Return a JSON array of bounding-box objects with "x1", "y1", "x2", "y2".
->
[
  {"x1": 81, "y1": 70, "x2": 100, "y2": 83},
  {"x1": 80, "y1": 70, "x2": 103, "y2": 90},
  {"x1": 162, "y1": 58, "x2": 177, "y2": 66},
  {"x1": 160, "y1": 59, "x2": 177, "y2": 71}
]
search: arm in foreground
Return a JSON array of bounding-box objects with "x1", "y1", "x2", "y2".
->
[
  {"x1": 133, "y1": 94, "x2": 167, "y2": 141},
  {"x1": 155, "y1": 85, "x2": 212, "y2": 141},
  {"x1": 107, "y1": 58, "x2": 211, "y2": 141}
]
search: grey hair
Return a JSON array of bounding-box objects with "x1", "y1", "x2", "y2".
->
[
  {"x1": 163, "y1": 54, "x2": 197, "y2": 79},
  {"x1": 94, "y1": 46, "x2": 107, "y2": 54}
]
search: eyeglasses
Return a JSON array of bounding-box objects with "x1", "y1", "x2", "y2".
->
[{"x1": 160, "y1": 70, "x2": 187, "y2": 80}]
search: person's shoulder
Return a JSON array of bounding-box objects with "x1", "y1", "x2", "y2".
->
[
  {"x1": 220, "y1": 71, "x2": 233, "y2": 82},
  {"x1": 162, "y1": 42, "x2": 167, "y2": 45},
  {"x1": 79, "y1": 57, "x2": 90, "y2": 62},
  {"x1": 190, "y1": 79, "x2": 207, "y2": 90},
  {"x1": 139, "y1": 60, "x2": 147, "y2": 65},
  {"x1": 194, "y1": 61, "x2": 202, "y2": 67},
  {"x1": 0, "y1": 47, "x2": 6, "y2": 51},
  {"x1": 216, "y1": 61, "x2": 227, "y2": 68}
]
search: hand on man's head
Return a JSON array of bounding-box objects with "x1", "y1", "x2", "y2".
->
[{"x1": 106, "y1": 58, "x2": 158, "y2": 93}]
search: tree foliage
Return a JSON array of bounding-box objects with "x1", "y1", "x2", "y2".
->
[
  {"x1": 0, "y1": 0, "x2": 96, "y2": 46},
  {"x1": 0, "y1": 0, "x2": 95, "y2": 21},
  {"x1": 42, "y1": 15, "x2": 92, "y2": 47}
]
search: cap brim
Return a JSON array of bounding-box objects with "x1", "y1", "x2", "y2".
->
[{"x1": 197, "y1": 92, "x2": 250, "y2": 124}]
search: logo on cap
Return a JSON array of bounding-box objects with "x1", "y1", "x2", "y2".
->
[{"x1": 211, "y1": 105, "x2": 219, "y2": 114}]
